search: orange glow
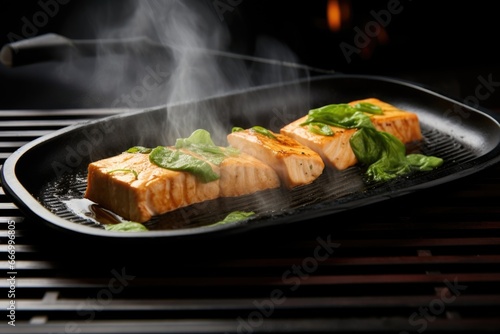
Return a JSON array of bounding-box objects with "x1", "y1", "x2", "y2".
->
[{"x1": 327, "y1": 0, "x2": 342, "y2": 32}]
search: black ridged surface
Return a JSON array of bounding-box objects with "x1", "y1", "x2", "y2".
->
[
  {"x1": 4, "y1": 75, "x2": 500, "y2": 241},
  {"x1": 37, "y1": 127, "x2": 478, "y2": 232}
]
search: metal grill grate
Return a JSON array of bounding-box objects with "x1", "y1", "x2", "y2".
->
[{"x1": 1, "y1": 108, "x2": 500, "y2": 333}]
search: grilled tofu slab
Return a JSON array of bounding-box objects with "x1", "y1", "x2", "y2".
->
[
  {"x1": 280, "y1": 98, "x2": 422, "y2": 170},
  {"x1": 84, "y1": 150, "x2": 220, "y2": 223},
  {"x1": 360, "y1": 98, "x2": 422, "y2": 143},
  {"x1": 219, "y1": 153, "x2": 280, "y2": 197},
  {"x1": 85, "y1": 149, "x2": 280, "y2": 223},
  {"x1": 227, "y1": 128, "x2": 325, "y2": 188},
  {"x1": 280, "y1": 121, "x2": 358, "y2": 170}
]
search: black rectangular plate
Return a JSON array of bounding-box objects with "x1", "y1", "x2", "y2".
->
[{"x1": 2, "y1": 74, "x2": 500, "y2": 242}]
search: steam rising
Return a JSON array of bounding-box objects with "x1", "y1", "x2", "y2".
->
[
  {"x1": 106, "y1": 0, "x2": 239, "y2": 103},
  {"x1": 61, "y1": 0, "x2": 307, "y2": 139}
]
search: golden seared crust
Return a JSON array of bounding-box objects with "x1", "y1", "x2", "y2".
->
[
  {"x1": 219, "y1": 152, "x2": 281, "y2": 197},
  {"x1": 227, "y1": 129, "x2": 325, "y2": 189},
  {"x1": 85, "y1": 148, "x2": 283, "y2": 222},
  {"x1": 280, "y1": 98, "x2": 423, "y2": 170},
  {"x1": 281, "y1": 116, "x2": 358, "y2": 170},
  {"x1": 349, "y1": 98, "x2": 422, "y2": 143},
  {"x1": 84, "y1": 152, "x2": 220, "y2": 223}
]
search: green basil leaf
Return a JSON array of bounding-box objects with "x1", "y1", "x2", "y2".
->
[
  {"x1": 105, "y1": 221, "x2": 148, "y2": 232},
  {"x1": 175, "y1": 129, "x2": 217, "y2": 148},
  {"x1": 232, "y1": 127, "x2": 245, "y2": 133},
  {"x1": 303, "y1": 102, "x2": 443, "y2": 182},
  {"x1": 301, "y1": 104, "x2": 374, "y2": 129},
  {"x1": 107, "y1": 168, "x2": 139, "y2": 180},
  {"x1": 352, "y1": 102, "x2": 383, "y2": 114},
  {"x1": 352, "y1": 129, "x2": 443, "y2": 182},
  {"x1": 126, "y1": 146, "x2": 152, "y2": 154},
  {"x1": 308, "y1": 123, "x2": 334, "y2": 136},
  {"x1": 406, "y1": 154, "x2": 444, "y2": 171},
  {"x1": 175, "y1": 129, "x2": 229, "y2": 165},
  {"x1": 149, "y1": 146, "x2": 219, "y2": 183},
  {"x1": 250, "y1": 126, "x2": 276, "y2": 139},
  {"x1": 363, "y1": 131, "x2": 412, "y2": 182},
  {"x1": 350, "y1": 127, "x2": 385, "y2": 165},
  {"x1": 210, "y1": 211, "x2": 255, "y2": 226}
]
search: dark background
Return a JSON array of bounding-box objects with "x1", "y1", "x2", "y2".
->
[{"x1": 1, "y1": 0, "x2": 500, "y2": 110}]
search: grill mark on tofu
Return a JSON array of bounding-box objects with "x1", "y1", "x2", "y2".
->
[
  {"x1": 280, "y1": 117, "x2": 358, "y2": 170},
  {"x1": 85, "y1": 147, "x2": 281, "y2": 223},
  {"x1": 356, "y1": 98, "x2": 422, "y2": 143},
  {"x1": 226, "y1": 129, "x2": 325, "y2": 189},
  {"x1": 85, "y1": 151, "x2": 220, "y2": 223},
  {"x1": 219, "y1": 153, "x2": 280, "y2": 197}
]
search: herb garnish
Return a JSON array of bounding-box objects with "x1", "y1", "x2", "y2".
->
[
  {"x1": 301, "y1": 102, "x2": 443, "y2": 182},
  {"x1": 350, "y1": 128, "x2": 443, "y2": 182},
  {"x1": 352, "y1": 102, "x2": 383, "y2": 114},
  {"x1": 232, "y1": 126, "x2": 277, "y2": 139},
  {"x1": 175, "y1": 129, "x2": 236, "y2": 165},
  {"x1": 126, "y1": 146, "x2": 152, "y2": 154},
  {"x1": 300, "y1": 103, "x2": 375, "y2": 129},
  {"x1": 107, "y1": 168, "x2": 138, "y2": 180},
  {"x1": 307, "y1": 123, "x2": 335, "y2": 136},
  {"x1": 126, "y1": 130, "x2": 239, "y2": 182},
  {"x1": 250, "y1": 126, "x2": 276, "y2": 139},
  {"x1": 105, "y1": 221, "x2": 148, "y2": 232},
  {"x1": 149, "y1": 146, "x2": 220, "y2": 183},
  {"x1": 210, "y1": 211, "x2": 255, "y2": 227}
]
